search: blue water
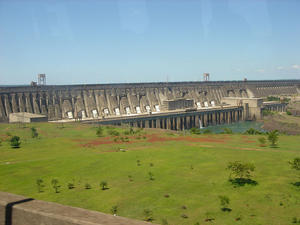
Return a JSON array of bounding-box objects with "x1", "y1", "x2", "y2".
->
[{"x1": 201, "y1": 121, "x2": 265, "y2": 134}]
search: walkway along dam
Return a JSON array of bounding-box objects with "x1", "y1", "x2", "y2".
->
[{"x1": 0, "y1": 80, "x2": 299, "y2": 129}]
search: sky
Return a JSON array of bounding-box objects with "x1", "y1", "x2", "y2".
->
[{"x1": 0, "y1": 0, "x2": 300, "y2": 85}]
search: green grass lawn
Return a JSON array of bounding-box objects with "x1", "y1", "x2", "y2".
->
[{"x1": 0, "y1": 122, "x2": 299, "y2": 225}]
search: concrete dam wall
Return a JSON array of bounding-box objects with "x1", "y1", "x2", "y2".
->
[{"x1": 0, "y1": 80, "x2": 299, "y2": 122}]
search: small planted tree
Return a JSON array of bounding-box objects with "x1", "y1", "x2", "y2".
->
[
  {"x1": 85, "y1": 183, "x2": 91, "y2": 189},
  {"x1": 100, "y1": 181, "x2": 108, "y2": 190},
  {"x1": 31, "y1": 127, "x2": 38, "y2": 138},
  {"x1": 128, "y1": 175, "x2": 133, "y2": 182},
  {"x1": 223, "y1": 128, "x2": 233, "y2": 134},
  {"x1": 10, "y1": 136, "x2": 21, "y2": 148},
  {"x1": 148, "y1": 172, "x2": 154, "y2": 181},
  {"x1": 111, "y1": 205, "x2": 118, "y2": 215},
  {"x1": 51, "y1": 179, "x2": 60, "y2": 193},
  {"x1": 268, "y1": 130, "x2": 279, "y2": 147},
  {"x1": 68, "y1": 182, "x2": 75, "y2": 189},
  {"x1": 36, "y1": 178, "x2": 45, "y2": 192},
  {"x1": 218, "y1": 195, "x2": 231, "y2": 212},
  {"x1": 258, "y1": 137, "x2": 266, "y2": 147},
  {"x1": 227, "y1": 161, "x2": 256, "y2": 185},
  {"x1": 143, "y1": 209, "x2": 153, "y2": 221},
  {"x1": 289, "y1": 158, "x2": 300, "y2": 171},
  {"x1": 289, "y1": 158, "x2": 300, "y2": 185},
  {"x1": 96, "y1": 126, "x2": 104, "y2": 137}
]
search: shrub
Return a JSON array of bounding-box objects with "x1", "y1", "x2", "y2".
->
[
  {"x1": 267, "y1": 96, "x2": 280, "y2": 101},
  {"x1": 268, "y1": 130, "x2": 279, "y2": 147},
  {"x1": 108, "y1": 129, "x2": 120, "y2": 136},
  {"x1": 123, "y1": 130, "x2": 130, "y2": 135},
  {"x1": 51, "y1": 179, "x2": 60, "y2": 193},
  {"x1": 143, "y1": 209, "x2": 153, "y2": 221},
  {"x1": 223, "y1": 128, "x2": 233, "y2": 134},
  {"x1": 190, "y1": 127, "x2": 201, "y2": 134},
  {"x1": 68, "y1": 182, "x2": 75, "y2": 189},
  {"x1": 227, "y1": 161, "x2": 255, "y2": 180},
  {"x1": 203, "y1": 129, "x2": 212, "y2": 134},
  {"x1": 10, "y1": 136, "x2": 21, "y2": 148},
  {"x1": 286, "y1": 111, "x2": 292, "y2": 115},
  {"x1": 31, "y1": 127, "x2": 38, "y2": 138},
  {"x1": 85, "y1": 183, "x2": 91, "y2": 189},
  {"x1": 181, "y1": 214, "x2": 188, "y2": 218},
  {"x1": 289, "y1": 157, "x2": 300, "y2": 171},
  {"x1": 137, "y1": 160, "x2": 141, "y2": 166},
  {"x1": 244, "y1": 128, "x2": 262, "y2": 135},
  {"x1": 111, "y1": 205, "x2": 118, "y2": 215},
  {"x1": 36, "y1": 178, "x2": 44, "y2": 192},
  {"x1": 96, "y1": 126, "x2": 104, "y2": 137},
  {"x1": 262, "y1": 109, "x2": 276, "y2": 116},
  {"x1": 148, "y1": 172, "x2": 154, "y2": 180},
  {"x1": 128, "y1": 175, "x2": 133, "y2": 182},
  {"x1": 219, "y1": 195, "x2": 231, "y2": 211},
  {"x1": 100, "y1": 181, "x2": 108, "y2": 190},
  {"x1": 258, "y1": 137, "x2": 266, "y2": 146}
]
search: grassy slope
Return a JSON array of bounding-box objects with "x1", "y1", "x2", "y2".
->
[{"x1": 0, "y1": 123, "x2": 299, "y2": 225}]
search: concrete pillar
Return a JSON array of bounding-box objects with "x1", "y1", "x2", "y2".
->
[
  {"x1": 24, "y1": 93, "x2": 33, "y2": 113},
  {"x1": 17, "y1": 93, "x2": 25, "y2": 113},
  {"x1": 156, "y1": 119, "x2": 160, "y2": 128},
  {"x1": 10, "y1": 94, "x2": 18, "y2": 113},
  {"x1": 145, "y1": 120, "x2": 149, "y2": 128},
  {"x1": 186, "y1": 116, "x2": 191, "y2": 129},
  {"x1": 166, "y1": 118, "x2": 171, "y2": 130},
  {"x1": 161, "y1": 119, "x2": 165, "y2": 129},
  {"x1": 213, "y1": 112, "x2": 217, "y2": 125},
  {"x1": 176, "y1": 117, "x2": 181, "y2": 130},
  {"x1": 195, "y1": 115, "x2": 199, "y2": 128},
  {"x1": 32, "y1": 93, "x2": 40, "y2": 114}
]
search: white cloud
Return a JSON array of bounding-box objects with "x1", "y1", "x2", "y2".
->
[
  {"x1": 292, "y1": 64, "x2": 300, "y2": 69},
  {"x1": 276, "y1": 66, "x2": 284, "y2": 70}
]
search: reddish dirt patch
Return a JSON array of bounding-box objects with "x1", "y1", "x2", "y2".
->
[
  {"x1": 146, "y1": 134, "x2": 226, "y2": 144},
  {"x1": 78, "y1": 133, "x2": 228, "y2": 148}
]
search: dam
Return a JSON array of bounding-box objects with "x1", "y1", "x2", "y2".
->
[{"x1": 0, "y1": 80, "x2": 299, "y2": 128}]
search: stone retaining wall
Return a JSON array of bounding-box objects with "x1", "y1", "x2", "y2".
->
[{"x1": 0, "y1": 191, "x2": 156, "y2": 225}]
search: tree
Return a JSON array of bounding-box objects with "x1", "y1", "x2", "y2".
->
[
  {"x1": 36, "y1": 178, "x2": 44, "y2": 192},
  {"x1": 218, "y1": 195, "x2": 231, "y2": 211},
  {"x1": 148, "y1": 172, "x2": 154, "y2": 180},
  {"x1": 31, "y1": 127, "x2": 38, "y2": 138},
  {"x1": 227, "y1": 161, "x2": 255, "y2": 185},
  {"x1": 258, "y1": 137, "x2": 266, "y2": 147},
  {"x1": 96, "y1": 126, "x2": 104, "y2": 137},
  {"x1": 51, "y1": 179, "x2": 60, "y2": 193},
  {"x1": 143, "y1": 209, "x2": 153, "y2": 221},
  {"x1": 223, "y1": 128, "x2": 233, "y2": 134},
  {"x1": 289, "y1": 158, "x2": 300, "y2": 171},
  {"x1": 268, "y1": 130, "x2": 279, "y2": 147},
  {"x1": 85, "y1": 183, "x2": 91, "y2": 189},
  {"x1": 100, "y1": 181, "x2": 108, "y2": 190},
  {"x1": 10, "y1": 136, "x2": 21, "y2": 148},
  {"x1": 111, "y1": 205, "x2": 118, "y2": 215},
  {"x1": 289, "y1": 158, "x2": 300, "y2": 183}
]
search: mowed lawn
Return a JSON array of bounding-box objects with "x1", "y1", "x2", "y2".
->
[{"x1": 0, "y1": 123, "x2": 299, "y2": 225}]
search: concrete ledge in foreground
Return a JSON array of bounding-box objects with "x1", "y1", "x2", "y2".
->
[{"x1": 0, "y1": 191, "x2": 157, "y2": 225}]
